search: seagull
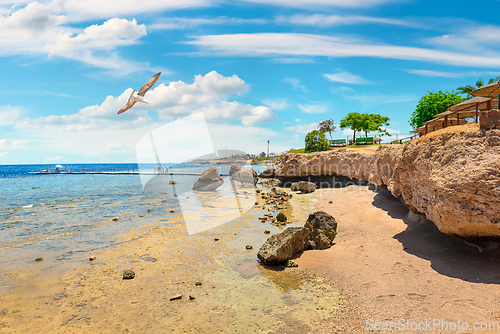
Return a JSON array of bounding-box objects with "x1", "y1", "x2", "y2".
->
[{"x1": 117, "y1": 72, "x2": 161, "y2": 115}]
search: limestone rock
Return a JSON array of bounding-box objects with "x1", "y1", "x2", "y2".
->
[
  {"x1": 298, "y1": 181, "x2": 317, "y2": 193},
  {"x1": 290, "y1": 182, "x2": 299, "y2": 191},
  {"x1": 305, "y1": 211, "x2": 338, "y2": 250},
  {"x1": 229, "y1": 165, "x2": 242, "y2": 176},
  {"x1": 259, "y1": 167, "x2": 276, "y2": 178},
  {"x1": 193, "y1": 167, "x2": 224, "y2": 191},
  {"x1": 257, "y1": 227, "x2": 309, "y2": 264},
  {"x1": 276, "y1": 212, "x2": 287, "y2": 222},
  {"x1": 232, "y1": 167, "x2": 257, "y2": 185},
  {"x1": 123, "y1": 269, "x2": 135, "y2": 279}
]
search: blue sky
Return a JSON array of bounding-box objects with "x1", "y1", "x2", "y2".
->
[{"x1": 1, "y1": 0, "x2": 499, "y2": 163}]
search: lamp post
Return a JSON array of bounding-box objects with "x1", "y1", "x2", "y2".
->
[{"x1": 267, "y1": 140, "x2": 270, "y2": 157}]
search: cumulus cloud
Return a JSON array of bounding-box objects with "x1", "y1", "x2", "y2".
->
[
  {"x1": 284, "y1": 122, "x2": 318, "y2": 134},
  {"x1": 0, "y1": 139, "x2": 27, "y2": 149},
  {"x1": 0, "y1": 3, "x2": 150, "y2": 73},
  {"x1": 324, "y1": 71, "x2": 369, "y2": 84}
]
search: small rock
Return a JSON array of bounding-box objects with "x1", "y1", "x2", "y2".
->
[
  {"x1": 89, "y1": 256, "x2": 96, "y2": 262},
  {"x1": 286, "y1": 259, "x2": 298, "y2": 267},
  {"x1": 147, "y1": 209, "x2": 152, "y2": 212},
  {"x1": 256, "y1": 190, "x2": 261, "y2": 194},
  {"x1": 174, "y1": 194, "x2": 178, "y2": 197},
  {"x1": 189, "y1": 295, "x2": 196, "y2": 300},
  {"x1": 112, "y1": 217, "x2": 118, "y2": 221},
  {"x1": 264, "y1": 230, "x2": 270, "y2": 234},
  {"x1": 276, "y1": 212, "x2": 287, "y2": 222},
  {"x1": 255, "y1": 202, "x2": 259, "y2": 205},
  {"x1": 161, "y1": 200, "x2": 166, "y2": 203},
  {"x1": 169, "y1": 181, "x2": 177, "y2": 184},
  {"x1": 170, "y1": 294, "x2": 182, "y2": 301},
  {"x1": 214, "y1": 238, "x2": 219, "y2": 241},
  {"x1": 170, "y1": 210, "x2": 174, "y2": 213},
  {"x1": 35, "y1": 257, "x2": 43, "y2": 262},
  {"x1": 139, "y1": 215, "x2": 144, "y2": 217},
  {"x1": 123, "y1": 269, "x2": 135, "y2": 279},
  {"x1": 195, "y1": 282, "x2": 202, "y2": 286},
  {"x1": 246, "y1": 245, "x2": 253, "y2": 250},
  {"x1": 32, "y1": 187, "x2": 36, "y2": 189},
  {"x1": 298, "y1": 181, "x2": 317, "y2": 193},
  {"x1": 328, "y1": 201, "x2": 333, "y2": 204}
]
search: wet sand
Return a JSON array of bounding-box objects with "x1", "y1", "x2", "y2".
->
[
  {"x1": 299, "y1": 186, "x2": 500, "y2": 333},
  {"x1": 0, "y1": 185, "x2": 356, "y2": 333}
]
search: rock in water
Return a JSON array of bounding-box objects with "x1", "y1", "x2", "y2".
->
[
  {"x1": 298, "y1": 181, "x2": 317, "y2": 193},
  {"x1": 276, "y1": 212, "x2": 287, "y2": 222},
  {"x1": 259, "y1": 167, "x2": 276, "y2": 178},
  {"x1": 232, "y1": 167, "x2": 257, "y2": 185},
  {"x1": 257, "y1": 227, "x2": 309, "y2": 264},
  {"x1": 229, "y1": 165, "x2": 242, "y2": 176},
  {"x1": 192, "y1": 167, "x2": 224, "y2": 191},
  {"x1": 123, "y1": 269, "x2": 135, "y2": 279},
  {"x1": 305, "y1": 211, "x2": 337, "y2": 250}
]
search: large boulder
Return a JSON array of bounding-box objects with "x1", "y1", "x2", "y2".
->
[
  {"x1": 290, "y1": 182, "x2": 299, "y2": 191},
  {"x1": 229, "y1": 165, "x2": 242, "y2": 176},
  {"x1": 257, "y1": 227, "x2": 310, "y2": 264},
  {"x1": 305, "y1": 211, "x2": 338, "y2": 250},
  {"x1": 298, "y1": 181, "x2": 317, "y2": 193},
  {"x1": 232, "y1": 167, "x2": 257, "y2": 185},
  {"x1": 192, "y1": 167, "x2": 224, "y2": 191},
  {"x1": 259, "y1": 167, "x2": 276, "y2": 178}
]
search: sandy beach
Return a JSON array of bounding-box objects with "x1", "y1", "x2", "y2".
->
[{"x1": 300, "y1": 185, "x2": 500, "y2": 333}]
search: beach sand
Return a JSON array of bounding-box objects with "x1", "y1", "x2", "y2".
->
[
  {"x1": 2, "y1": 183, "x2": 500, "y2": 333},
  {"x1": 299, "y1": 185, "x2": 500, "y2": 332}
]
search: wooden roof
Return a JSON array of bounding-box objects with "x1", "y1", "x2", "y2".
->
[
  {"x1": 448, "y1": 96, "x2": 497, "y2": 112},
  {"x1": 471, "y1": 81, "x2": 500, "y2": 98}
]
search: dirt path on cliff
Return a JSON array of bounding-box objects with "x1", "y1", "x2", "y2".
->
[{"x1": 296, "y1": 186, "x2": 500, "y2": 333}]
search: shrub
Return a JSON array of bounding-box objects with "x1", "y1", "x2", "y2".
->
[{"x1": 304, "y1": 130, "x2": 330, "y2": 152}]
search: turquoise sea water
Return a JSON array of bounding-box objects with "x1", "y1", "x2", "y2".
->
[{"x1": 0, "y1": 163, "x2": 268, "y2": 278}]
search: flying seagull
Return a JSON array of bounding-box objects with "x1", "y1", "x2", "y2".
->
[{"x1": 117, "y1": 72, "x2": 161, "y2": 115}]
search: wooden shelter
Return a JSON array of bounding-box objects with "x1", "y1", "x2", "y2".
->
[
  {"x1": 433, "y1": 96, "x2": 498, "y2": 124},
  {"x1": 471, "y1": 81, "x2": 500, "y2": 98}
]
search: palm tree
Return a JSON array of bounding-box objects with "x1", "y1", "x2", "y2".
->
[{"x1": 457, "y1": 76, "x2": 500, "y2": 98}]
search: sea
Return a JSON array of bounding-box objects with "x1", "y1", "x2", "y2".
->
[{"x1": 0, "y1": 163, "x2": 268, "y2": 284}]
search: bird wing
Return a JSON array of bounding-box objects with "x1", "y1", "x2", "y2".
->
[
  {"x1": 138, "y1": 72, "x2": 161, "y2": 96},
  {"x1": 117, "y1": 90, "x2": 137, "y2": 114}
]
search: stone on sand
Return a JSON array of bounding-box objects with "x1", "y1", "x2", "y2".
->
[
  {"x1": 192, "y1": 167, "x2": 224, "y2": 191},
  {"x1": 305, "y1": 211, "x2": 338, "y2": 250},
  {"x1": 257, "y1": 227, "x2": 310, "y2": 264}
]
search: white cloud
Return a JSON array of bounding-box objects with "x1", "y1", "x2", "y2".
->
[
  {"x1": 284, "y1": 122, "x2": 318, "y2": 134},
  {"x1": 0, "y1": 152, "x2": 8, "y2": 157},
  {"x1": 298, "y1": 103, "x2": 329, "y2": 114},
  {"x1": 150, "y1": 17, "x2": 267, "y2": 30},
  {"x1": 324, "y1": 71, "x2": 369, "y2": 84},
  {"x1": 0, "y1": 139, "x2": 27, "y2": 149},
  {"x1": 295, "y1": 119, "x2": 301, "y2": 122},
  {"x1": 427, "y1": 25, "x2": 500, "y2": 52},
  {"x1": 0, "y1": 105, "x2": 24, "y2": 126},
  {"x1": 0, "y1": 4, "x2": 151, "y2": 74},
  {"x1": 277, "y1": 14, "x2": 413, "y2": 27},
  {"x1": 106, "y1": 143, "x2": 130, "y2": 150},
  {"x1": 407, "y1": 69, "x2": 460, "y2": 78},
  {"x1": 261, "y1": 98, "x2": 288, "y2": 110},
  {"x1": 194, "y1": 71, "x2": 248, "y2": 97},
  {"x1": 241, "y1": 0, "x2": 397, "y2": 8},
  {"x1": 342, "y1": 93, "x2": 416, "y2": 106},
  {"x1": 284, "y1": 76, "x2": 307, "y2": 92},
  {"x1": 187, "y1": 32, "x2": 500, "y2": 68}
]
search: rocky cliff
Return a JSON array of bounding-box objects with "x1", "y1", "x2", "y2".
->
[{"x1": 276, "y1": 124, "x2": 500, "y2": 237}]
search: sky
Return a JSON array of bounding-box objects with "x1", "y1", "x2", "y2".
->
[{"x1": 1, "y1": 0, "x2": 500, "y2": 164}]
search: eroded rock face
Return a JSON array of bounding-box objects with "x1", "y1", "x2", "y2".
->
[
  {"x1": 276, "y1": 125, "x2": 500, "y2": 237},
  {"x1": 232, "y1": 167, "x2": 257, "y2": 185},
  {"x1": 192, "y1": 167, "x2": 224, "y2": 191},
  {"x1": 257, "y1": 227, "x2": 309, "y2": 264},
  {"x1": 304, "y1": 211, "x2": 338, "y2": 250},
  {"x1": 259, "y1": 167, "x2": 276, "y2": 178}
]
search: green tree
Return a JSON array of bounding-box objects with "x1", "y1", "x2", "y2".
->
[
  {"x1": 339, "y1": 112, "x2": 363, "y2": 141},
  {"x1": 317, "y1": 118, "x2": 336, "y2": 140},
  {"x1": 304, "y1": 130, "x2": 330, "y2": 152},
  {"x1": 456, "y1": 77, "x2": 500, "y2": 98},
  {"x1": 360, "y1": 114, "x2": 390, "y2": 137},
  {"x1": 259, "y1": 152, "x2": 266, "y2": 158},
  {"x1": 409, "y1": 91, "x2": 464, "y2": 129}
]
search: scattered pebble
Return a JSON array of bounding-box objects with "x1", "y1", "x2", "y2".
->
[
  {"x1": 189, "y1": 295, "x2": 196, "y2": 300},
  {"x1": 246, "y1": 245, "x2": 253, "y2": 250},
  {"x1": 255, "y1": 202, "x2": 259, "y2": 205},
  {"x1": 170, "y1": 294, "x2": 182, "y2": 301},
  {"x1": 195, "y1": 282, "x2": 202, "y2": 286},
  {"x1": 214, "y1": 238, "x2": 219, "y2": 241},
  {"x1": 35, "y1": 257, "x2": 43, "y2": 262},
  {"x1": 32, "y1": 187, "x2": 36, "y2": 189},
  {"x1": 147, "y1": 209, "x2": 152, "y2": 212},
  {"x1": 329, "y1": 200, "x2": 333, "y2": 204},
  {"x1": 286, "y1": 259, "x2": 298, "y2": 267},
  {"x1": 89, "y1": 256, "x2": 96, "y2": 262},
  {"x1": 170, "y1": 210, "x2": 174, "y2": 213},
  {"x1": 161, "y1": 200, "x2": 166, "y2": 203},
  {"x1": 112, "y1": 217, "x2": 118, "y2": 221},
  {"x1": 123, "y1": 269, "x2": 135, "y2": 279},
  {"x1": 174, "y1": 194, "x2": 178, "y2": 197},
  {"x1": 264, "y1": 230, "x2": 270, "y2": 234}
]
